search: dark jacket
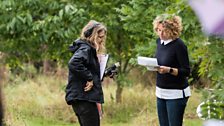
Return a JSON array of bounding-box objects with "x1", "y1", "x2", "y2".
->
[{"x1": 65, "y1": 39, "x2": 104, "y2": 105}]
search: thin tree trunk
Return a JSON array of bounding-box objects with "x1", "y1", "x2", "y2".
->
[
  {"x1": 43, "y1": 59, "x2": 51, "y2": 74},
  {"x1": 116, "y1": 83, "x2": 123, "y2": 103}
]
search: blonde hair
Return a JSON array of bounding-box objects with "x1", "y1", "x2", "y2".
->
[
  {"x1": 80, "y1": 20, "x2": 107, "y2": 54},
  {"x1": 153, "y1": 14, "x2": 183, "y2": 39}
]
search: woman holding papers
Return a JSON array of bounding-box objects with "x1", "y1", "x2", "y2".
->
[
  {"x1": 65, "y1": 20, "x2": 107, "y2": 126},
  {"x1": 153, "y1": 14, "x2": 191, "y2": 126}
]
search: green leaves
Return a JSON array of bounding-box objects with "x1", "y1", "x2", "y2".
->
[
  {"x1": 197, "y1": 100, "x2": 224, "y2": 120},
  {"x1": 0, "y1": 0, "x2": 86, "y2": 67}
]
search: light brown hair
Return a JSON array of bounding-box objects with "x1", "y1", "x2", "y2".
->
[
  {"x1": 80, "y1": 20, "x2": 107, "y2": 54},
  {"x1": 153, "y1": 14, "x2": 183, "y2": 40}
]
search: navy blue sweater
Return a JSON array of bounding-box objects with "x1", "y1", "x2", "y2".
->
[{"x1": 155, "y1": 38, "x2": 190, "y2": 89}]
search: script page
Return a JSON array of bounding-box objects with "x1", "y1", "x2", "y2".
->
[
  {"x1": 98, "y1": 54, "x2": 109, "y2": 80},
  {"x1": 137, "y1": 56, "x2": 159, "y2": 71}
]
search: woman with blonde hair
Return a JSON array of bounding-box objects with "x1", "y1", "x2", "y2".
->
[
  {"x1": 65, "y1": 20, "x2": 107, "y2": 126},
  {"x1": 153, "y1": 14, "x2": 191, "y2": 126}
]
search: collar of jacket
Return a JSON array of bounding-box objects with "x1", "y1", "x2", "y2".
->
[{"x1": 69, "y1": 39, "x2": 96, "y2": 53}]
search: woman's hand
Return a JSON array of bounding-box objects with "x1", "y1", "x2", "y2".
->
[
  {"x1": 157, "y1": 66, "x2": 178, "y2": 76},
  {"x1": 84, "y1": 81, "x2": 93, "y2": 92},
  {"x1": 157, "y1": 66, "x2": 170, "y2": 74}
]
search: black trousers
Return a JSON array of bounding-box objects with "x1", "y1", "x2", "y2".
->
[{"x1": 72, "y1": 100, "x2": 100, "y2": 126}]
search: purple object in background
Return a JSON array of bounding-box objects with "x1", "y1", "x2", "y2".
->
[
  {"x1": 203, "y1": 119, "x2": 224, "y2": 126},
  {"x1": 213, "y1": 17, "x2": 224, "y2": 36},
  {"x1": 189, "y1": 0, "x2": 224, "y2": 36}
]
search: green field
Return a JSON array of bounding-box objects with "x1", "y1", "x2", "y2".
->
[{"x1": 3, "y1": 75, "x2": 203, "y2": 126}]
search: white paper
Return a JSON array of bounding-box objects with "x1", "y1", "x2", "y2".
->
[
  {"x1": 98, "y1": 54, "x2": 109, "y2": 80},
  {"x1": 137, "y1": 56, "x2": 159, "y2": 71}
]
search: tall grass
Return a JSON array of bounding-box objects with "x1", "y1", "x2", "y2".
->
[
  {"x1": 3, "y1": 74, "x2": 203, "y2": 126},
  {"x1": 103, "y1": 84, "x2": 157, "y2": 126},
  {"x1": 4, "y1": 75, "x2": 76, "y2": 126}
]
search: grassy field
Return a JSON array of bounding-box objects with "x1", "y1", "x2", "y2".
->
[{"x1": 3, "y1": 75, "x2": 203, "y2": 126}]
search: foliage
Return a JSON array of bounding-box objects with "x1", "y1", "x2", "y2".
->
[
  {"x1": 197, "y1": 100, "x2": 224, "y2": 120},
  {"x1": 0, "y1": 0, "x2": 87, "y2": 68}
]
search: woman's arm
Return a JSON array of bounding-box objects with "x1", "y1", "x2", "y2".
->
[
  {"x1": 68, "y1": 47, "x2": 93, "y2": 81},
  {"x1": 157, "y1": 66, "x2": 178, "y2": 76}
]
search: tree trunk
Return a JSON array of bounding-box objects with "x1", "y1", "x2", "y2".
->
[
  {"x1": 116, "y1": 83, "x2": 123, "y2": 103},
  {"x1": 43, "y1": 59, "x2": 50, "y2": 74},
  {"x1": 0, "y1": 65, "x2": 7, "y2": 86}
]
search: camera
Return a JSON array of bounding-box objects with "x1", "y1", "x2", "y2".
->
[{"x1": 104, "y1": 62, "x2": 120, "y2": 77}]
